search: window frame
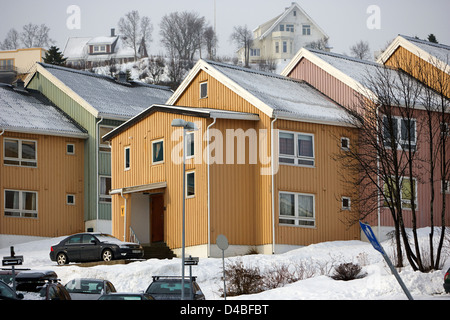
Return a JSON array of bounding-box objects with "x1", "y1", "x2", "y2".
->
[
  {"x1": 4, "y1": 189, "x2": 38, "y2": 218},
  {"x1": 66, "y1": 194, "x2": 76, "y2": 205},
  {"x1": 186, "y1": 171, "x2": 195, "y2": 198},
  {"x1": 66, "y1": 143, "x2": 75, "y2": 155},
  {"x1": 382, "y1": 116, "x2": 417, "y2": 150},
  {"x1": 279, "y1": 191, "x2": 315, "y2": 228},
  {"x1": 383, "y1": 176, "x2": 418, "y2": 210},
  {"x1": 341, "y1": 197, "x2": 351, "y2": 210},
  {"x1": 340, "y1": 137, "x2": 350, "y2": 151},
  {"x1": 3, "y1": 138, "x2": 37, "y2": 167},
  {"x1": 99, "y1": 176, "x2": 112, "y2": 203},
  {"x1": 200, "y1": 81, "x2": 208, "y2": 99},
  {"x1": 152, "y1": 139, "x2": 164, "y2": 165},
  {"x1": 279, "y1": 130, "x2": 315, "y2": 167},
  {"x1": 186, "y1": 132, "x2": 195, "y2": 159},
  {"x1": 124, "y1": 146, "x2": 130, "y2": 171},
  {"x1": 302, "y1": 25, "x2": 311, "y2": 35}
]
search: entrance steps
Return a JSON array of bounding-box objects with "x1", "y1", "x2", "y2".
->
[{"x1": 141, "y1": 242, "x2": 176, "y2": 260}]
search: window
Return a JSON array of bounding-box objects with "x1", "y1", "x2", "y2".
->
[
  {"x1": 442, "y1": 180, "x2": 450, "y2": 194},
  {"x1": 4, "y1": 138, "x2": 37, "y2": 167},
  {"x1": 279, "y1": 25, "x2": 285, "y2": 32},
  {"x1": 279, "y1": 131, "x2": 314, "y2": 166},
  {"x1": 283, "y1": 41, "x2": 287, "y2": 53},
  {"x1": 383, "y1": 177, "x2": 417, "y2": 209},
  {"x1": 250, "y1": 48, "x2": 260, "y2": 56},
  {"x1": 66, "y1": 144, "x2": 75, "y2": 155},
  {"x1": 382, "y1": 116, "x2": 416, "y2": 149},
  {"x1": 341, "y1": 197, "x2": 351, "y2": 210},
  {"x1": 0, "y1": 59, "x2": 14, "y2": 71},
  {"x1": 124, "y1": 146, "x2": 130, "y2": 170},
  {"x1": 99, "y1": 176, "x2": 111, "y2": 203},
  {"x1": 340, "y1": 137, "x2": 350, "y2": 150},
  {"x1": 279, "y1": 192, "x2": 315, "y2": 227},
  {"x1": 186, "y1": 171, "x2": 195, "y2": 198},
  {"x1": 4, "y1": 190, "x2": 38, "y2": 218},
  {"x1": 152, "y1": 139, "x2": 164, "y2": 164},
  {"x1": 200, "y1": 82, "x2": 208, "y2": 99},
  {"x1": 275, "y1": 42, "x2": 279, "y2": 53},
  {"x1": 186, "y1": 132, "x2": 195, "y2": 159},
  {"x1": 67, "y1": 194, "x2": 76, "y2": 205},
  {"x1": 302, "y1": 25, "x2": 311, "y2": 35},
  {"x1": 93, "y1": 45, "x2": 107, "y2": 53},
  {"x1": 286, "y1": 24, "x2": 294, "y2": 32}
]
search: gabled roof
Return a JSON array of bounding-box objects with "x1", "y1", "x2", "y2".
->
[
  {"x1": 257, "y1": 2, "x2": 328, "y2": 40},
  {"x1": 282, "y1": 47, "x2": 444, "y2": 108},
  {"x1": 103, "y1": 104, "x2": 260, "y2": 141},
  {"x1": 377, "y1": 35, "x2": 450, "y2": 74},
  {"x1": 168, "y1": 59, "x2": 350, "y2": 126},
  {"x1": 26, "y1": 63, "x2": 173, "y2": 121},
  {"x1": 0, "y1": 84, "x2": 88, "y2": 138}
]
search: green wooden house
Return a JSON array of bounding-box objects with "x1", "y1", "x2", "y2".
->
[{"x1": 25, "y1": 63, "x2": 173, "y2": 233}]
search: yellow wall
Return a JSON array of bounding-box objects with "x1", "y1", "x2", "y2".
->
[
  {"x1": 0, "y1": 132, "x2": 85, "y2": 237},
  {"x1": 0, "y1": 48, "x2": 46, "y2": 76}
]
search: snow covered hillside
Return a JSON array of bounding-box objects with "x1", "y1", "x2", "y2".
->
[{"x1": 1, "y1": 227, "x2": 448, "y2": 301}]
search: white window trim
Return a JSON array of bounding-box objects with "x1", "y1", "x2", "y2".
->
[
  {"x1": 186, "y1": 171, "x2": 195, "y2": 198},
  {"x1": 383, "y1": 176, "x2": 418, "y2": 210},
  {"x1": 99, "y1": 125, "x2": 115, "y2": 151},
  {"x1": 3, "y1": 138, "x2": 37, "y2": 167},
  {"x1": 124, "y1": 146, "x2": 130, "y2": 171},
  {"x1": 279, "y1": 130, "x2": 315, "y2": 167},
  {"x1": 66, "y1": 143, "x2": 75, "y2": 155},
  {"x1": 341, "y1": 197, "x2": 351, "y2": 210},
  {"x1": 200, "y1": 82, "x2": 208, "y2": 99},
  {"x1": 442, "y1": 180, "x2": 450, "y2": 194},
  {"x1": 152, "y1": 139, "x2": 164, "y2": 165},
  {"x1": 66, "y1": 194, "x2": 76, "y2": 205},
  {"x1": 99, "y1": 176, "x2": 112, "y2": 203},
  {"x1": 186, "y1": 132, "x2": 195, "y2": 160},
  {"x1": 340, "y1": 137, "x2": 350, "y2": 151},
  {"x1": 279, "y1": 191, "x2": 315, "y2": 228},
  {"x1": 4, "y1": 189, "x2": 38, "y2": 218},
  {"x1": 382, "y1": 116, "x2": 417, "y2": 150}
]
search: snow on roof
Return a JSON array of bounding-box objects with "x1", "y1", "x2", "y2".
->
[
  {"x1": 205, "y1": 60, "x2": 349, "y2": 124},
  {"x1": 87, "y1": 36, "x2": 117, "y2": 45},
  {"x1": 0, "y1": 85, "x2": 88, "y2": 138},
  {"x1": 399, "y1": 35, "x2": 450, "y2": 65},
  {"x1": 63, "y1": 37, "x2": 91, "y2": 60},
  {"x1": 37, "y1": 63, "x2": 173, "y2": 120}
]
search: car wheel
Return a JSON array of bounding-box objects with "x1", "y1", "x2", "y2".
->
[
  {"x1": 102, "y1": 249, "x2": 113, "y2": 262},
  {"x1": 56, "y1": 253, "x2": 68, "y2": 265}
]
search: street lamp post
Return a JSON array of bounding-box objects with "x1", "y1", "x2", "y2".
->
[{"x1": 171, "y1": 119, "x2": 197, "y2": 300}]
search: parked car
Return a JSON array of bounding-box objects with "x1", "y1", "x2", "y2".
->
[
  {"x1": 0, "y1": 280, "x2": 23, "y2": 300},
  {"x1": 145, "y1": 276, "x2": 205, "y2": 300},
  {"x1": 0, "y1": 268, "x2": 29, "y2": 286},
  {"x1": 444, "y1": 267, "x2": 450, "y2": 293},
  {"x1": 49, "y1": 232, "x2": 144, "y2": 265},
  {"x1": 98, "y1": 293, "x2": 154, "y2": 300},
  {"x1": 15, "y1": 270, "x2": 58, "y2": 292},
  {"x1": 65, "y1": 278, "x2": 116, "y2": 300},
  {"x1": 36, "y1": 280, "x2": 72, "y2": 300}
]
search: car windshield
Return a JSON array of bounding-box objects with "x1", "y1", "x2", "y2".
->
[
  {"x1": 0, "y1": 281, "x2": 15, "y2": 299},
  {"x1": 147, "y1": 281, "x2": 192, "y2": 295},
  {"x1": 65, "y1": 279, "x2": 103, "y2": 294},
  {"x1": 95, "y1": 234, "x2": 122, "y2": 244}
]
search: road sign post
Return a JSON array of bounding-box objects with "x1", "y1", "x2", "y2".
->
[
  {"x1": 184, "y1": 256, "x2": 199, "y2": 300},
  {"x1": 2, "y1": 246, "x2": 23, "y2": 292},
  {"x1": 359, "y1": 221, "x2": 414, "y2": 300}
]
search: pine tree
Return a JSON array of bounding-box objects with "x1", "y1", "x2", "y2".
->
[
  {"x1": 43, "y1": 46, "x2": 67, "y2": 66},
  {"x1": 427, "y1": 34, "x2": 438, "y2": 44}
]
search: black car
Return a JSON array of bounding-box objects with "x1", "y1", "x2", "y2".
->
[
  {"x1": 0, "y1": 280, "x2": 23, "y2": 300},
  {"x1": 15, "y1": 270, "x2": 58, "y2": 292},
  {"x1": 49, "y1": 233, "x2": 144, "y2": 265},
  {"x1": 444, "y1": 267, "x2": 450, "y2": 293},
  {"x1": 98, "y1": 293, "x2": 154, "y2": 300},
  {"x1": 145, "y1": 276, "x2": 205, "y2": 300},
  {"x1": 65, "y1": 278, "x2": 116, "y2": 300},
  {"x1": 36, "y1": 281, "x2": 72, "y2": 300}
]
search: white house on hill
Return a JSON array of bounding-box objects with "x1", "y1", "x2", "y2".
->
[{"x1": 238, "y1": 2, "x2": 329, "y2": 65}]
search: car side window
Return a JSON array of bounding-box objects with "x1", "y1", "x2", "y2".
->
[
  {"x1": 82, "y1": 235, "x2": 96, "y2": 244},
  {"x1": 66, "y1": 235, "x2": 82, "y2": 244}
]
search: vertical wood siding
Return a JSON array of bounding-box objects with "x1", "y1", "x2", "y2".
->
[{"x1": 0, "y1": 132, "x2": 85, "y2": 237}]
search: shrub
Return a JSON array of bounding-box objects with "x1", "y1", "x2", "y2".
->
[{"x1": 331, "y1": 262, "x2": 367, "y2": 281}]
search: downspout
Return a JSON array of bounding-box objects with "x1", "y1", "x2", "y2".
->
[
  {"x1": 96, "y1": 117, "x2": 103, "y2": 232},
  {"x1": 271, "y1": 116, "x2": 278, "y2": 254},
  {"x1": 120, "y1": 189, "x2": 128, "y2": 241},
  {"x1": 207, "y1": 117, "x2": 216, "y2": 257}
]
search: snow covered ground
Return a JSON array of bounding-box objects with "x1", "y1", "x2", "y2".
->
[{"x1": 1, "y1": 228, "x2": 448, "y2": 301}]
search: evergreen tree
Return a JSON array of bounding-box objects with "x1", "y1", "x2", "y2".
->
[
  {"x1": 427, "y1": 34, "x2": 438, "y2": 43},
  {"x1": 43, "y1": 46, "x2": 67, "y2": 66}
]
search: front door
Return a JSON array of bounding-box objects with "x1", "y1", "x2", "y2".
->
[{"x1": 151, "y1": 194, "x2": 164, "y2": 242}]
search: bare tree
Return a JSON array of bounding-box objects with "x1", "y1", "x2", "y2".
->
[
  {"x1": 350, "y1": 40, "x2": 371, "y2": 60},
  {"x1": 1, "y1": 28, "x2": 20, "y2": 50},
  {"x1": 147, "y1": 55, "x2": 166, "y2": 84},
  {"x1": 20, "y1": 23, "x2": 53, "y2": 48},
  {"x1": 203, "y1": 25, "x2": 218, "y2": 60},
  {"x1": 306, "y1": 37, "x2": 330, "y2": 51},
  {"x1": 230, "y1": 25, "x2": 253, "y2": 67},
  {"x1": 160, "y1": 11, "x2": 206, "y2": 62},
  {"x1": 118, "y1": 10, "x2": 153, "y2": 61}
]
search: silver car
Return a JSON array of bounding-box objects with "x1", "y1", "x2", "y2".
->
[{"x1": 65, "y1": 278, "x2": 116, "y2": 300}]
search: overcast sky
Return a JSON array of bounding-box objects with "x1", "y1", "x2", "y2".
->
[{"x1": 1, "y1": 0, "x2": 449, "y2": 58}]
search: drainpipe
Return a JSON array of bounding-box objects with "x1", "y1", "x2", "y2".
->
[
  {"x1": 206, "y1": 117, "x2": 216, "y2": 257},
  {"x1": 96, "y1": 117, "x2": 103, "y2": 232},
  {"x1": 0, "y1": 128, "x2": 4, "y2": 136},
  {"x1": 120, "y1": 189, "x2": 128, "y2": 241},
  {"x1": 271, "y1": 116, "x2": 278, "y2": 254}
]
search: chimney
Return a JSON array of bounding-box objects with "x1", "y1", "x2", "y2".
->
[{"x1": 111, "y1": 28, "x2": 115, "y2": 37}]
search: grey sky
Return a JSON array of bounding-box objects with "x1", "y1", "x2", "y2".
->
[{"x1": 1, "y1": 0, "x2": 449, "y2": 58}]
